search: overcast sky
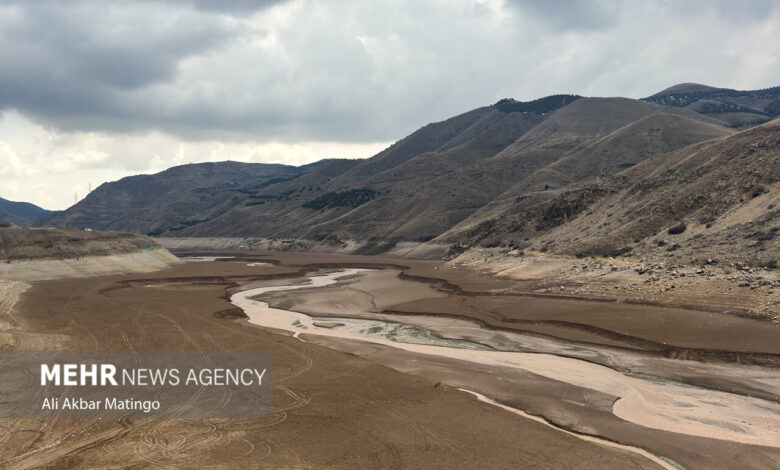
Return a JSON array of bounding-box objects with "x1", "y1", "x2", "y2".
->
[{"x1": 1, "y1": 0, "x2": 779, "y2": 210}]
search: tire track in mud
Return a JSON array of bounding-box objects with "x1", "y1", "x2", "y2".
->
[
  {"x1": 0, "y1": 280, "x2": 114, "y2": 470},
  {"x1": 1, "y1": 284, "x2": 288, "y2": 470},
  {"x1": 0, "y1": 279, "x2": 28, "y2": 323},
  {"x1": 363, "y1": 369, "x2": 492, "y2": 470},
  {"x1": 111, "y1": 302, "x2": 278, "y2": 469},
  {"x1": 112, "y1": 291, "x2": 307, "y2": 467}
]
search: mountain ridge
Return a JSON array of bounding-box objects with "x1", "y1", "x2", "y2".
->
[
  {"x1": 0, "y1": 197, "x2": 51, "y2": 226},
  {"x1": 39, "y1": 84, "x2": 779, "y2": 267}
]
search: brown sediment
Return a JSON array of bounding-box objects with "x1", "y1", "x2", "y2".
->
[
  {"x1": 106, "y1": 252, "x2": 780, "y2": 369},
  {"x1": 0, "y1": 259, "x2": 665, "y2": 470},
  {"x1": 231, "y1": 269, "x2": 780, "y2": 449},
  {"x1": 2, "y1": 251, "x2": 778, "y2": 469},
  {"x1": 458, "y1": 389, "x2": 679, "y2": 470},
  {"x1": 212, "y1": 307, "x2": 248, "y2": 319}
]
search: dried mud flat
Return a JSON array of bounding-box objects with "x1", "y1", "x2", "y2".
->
[
  {"x1": 451, "y1": 249, "x2": 779, "y2": 321},
  {"x1": 1, "y1": 251, "x2": 778, "y2": 469}
]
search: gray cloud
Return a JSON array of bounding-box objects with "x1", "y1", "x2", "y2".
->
[
  {"x1": 0, "y1": 0, "x2": 242, "y2": 133},
  {"x1": 0, "y1": 0, "x2": 778, "y2": 146},
  {"x1": 662, "y1": 0, "x2": 780, "y2": 23},
  {"x1": 505, "y1": 0, "x2": 620, "y2": 31},
  {"x1": 184, "y1": 0, "x2": 289, "y2": 13}
]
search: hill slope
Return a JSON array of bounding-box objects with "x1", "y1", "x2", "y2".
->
[
  {"x1": 0, "y1": 226, "x2": 161, "y2": 261},
  {"x1": 644, "y1": 82, "x2": 780, "y2": 128},
  {"x1": 38, "y1": 159, "x2": 359, "y2": 235},
  {"x1": 40, "y1": 84, "x2": 776, "y2": 266},
  {"x1": 0, "y1": 226, "x2": 182, "y2": 281},
  {"x1": 0, "y1": 197, "x2": 51, "y2": 226},
  {"x1": 459, "y1": 119, "x2": 779, "y2": 267}
]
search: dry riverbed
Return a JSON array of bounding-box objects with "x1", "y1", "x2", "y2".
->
[
  {"x1": 1, "y1": 250, "x2": 778, "y2": 469},
  {"x1": 232, "y1": 267, "x2": 780, "y2": 469}
]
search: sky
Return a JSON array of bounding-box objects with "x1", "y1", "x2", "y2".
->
[{"x1": 1, "y1": 0, "x2": 779, "y2": 210}]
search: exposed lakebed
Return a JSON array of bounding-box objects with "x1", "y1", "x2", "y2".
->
[{"x1": 231, "y1": 268, "x2": 780, "y2": 451}]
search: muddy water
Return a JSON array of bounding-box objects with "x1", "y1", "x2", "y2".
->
[
  {"x1": 230, "y1": 269, "x2": 780, "y2": 449},
  {"x1": 177, "y1": 256, "x2": 236, "y2": 262}
]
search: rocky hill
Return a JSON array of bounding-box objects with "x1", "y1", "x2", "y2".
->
[{"x1": 39, "y1": 84, "x2": 778, "y2": 268}]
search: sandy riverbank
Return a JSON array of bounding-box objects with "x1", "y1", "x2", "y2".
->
[
  {"x1": 0, "y1": 258, "x2": 666, "y2": 469},
  {"x1": 231, "y1": 267, "x2": 780, "y2": 468},
  {"x1": 0, "y1": 248, "x2": 181, "y2": 281},
  {"x1": 450, "y1": 249, "x2": 779, "y2": 320}
]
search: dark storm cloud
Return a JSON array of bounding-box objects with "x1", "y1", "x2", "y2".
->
[
  {"x1": 0, "y1": 0, "x2": 778, "y2": 145},
  {"x1": 506, "y1": 0, "x2": 779, "y2": 31},
  {"x1": 0, "y1": 1, "x2": 239, "y2": 123},
  {"x1": 505, "y1": 0, "x2": 619, "y2": 31},
  {"x1": 0, "y1": 0, "x2": 383, "y2": 141},
  {"x1": 184, "y1": 0, "x2": 289, "y2": 13},
  {"x1": 662, "y1": 0, "x2": 780, "y2": 23}
]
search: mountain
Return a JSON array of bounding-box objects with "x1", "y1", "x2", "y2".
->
[
  {"x1": 458, "y1": 119, "x2": 779, "y2": 267},
  {"x1": 40, "y1": 84, "x2": 777, "y2": 265},
  {"x1": 0, "y1": 197, "x2": 51, "y2": 226},
  {"x1": 649, "y1": 83, "x2": 723, "y2": 96},
  {"x1": 37, "y1": 159, "x2": 358, "y2": 235},
  {"x1": 438, "y1": 109, "x2": 733, "y2": 241},
  {"x1": 643, "y1": 82, "x2": 780, "y2": 129}
]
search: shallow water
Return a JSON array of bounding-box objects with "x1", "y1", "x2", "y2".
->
[
  {"x1": 231, "y1": 269, "x2": 780, "y2": 448},
  {"x1": 178, "y1": 256, "x2": 236, "y2": 262}
]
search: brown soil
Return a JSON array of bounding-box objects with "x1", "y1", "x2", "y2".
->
[
  {"x1": 1, "y1": 250, "x2": 778, "y2": 469},
  {"x1": 0, "y1": 226, "x2": 159, "y2": 261},
  {"x1": 1, "y1": 259, "x2": 661, "y2": 469},
  {"x1": 451, "y1": 249, "x2": 779, "y2": 321}
]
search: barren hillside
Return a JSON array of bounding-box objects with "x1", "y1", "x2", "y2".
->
[
  {"x1": 38, "y1": 84, "x2": 778, "y2": 270},
  {"x1": 0, "y1": 227, "x2": 160, "y2": 261},
  {"x1": 459, "y1": 119, "x2": 779, "y2": 268}
]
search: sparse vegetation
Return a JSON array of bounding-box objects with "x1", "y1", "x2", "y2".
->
[
  {"x1": 302, "y1": 189, "x2": 379, "y2": 210},
  {"x1": 668, "y1": 223, "x2": 687, "y2": 235},
  {"x1": 495, "y1": 94, "x2": 581, "y2": 114},
  {"x1": 572, "y1": 240, "x2": 633, "y2": 258},
  {"x1": 751, "y1": 186, "x2": 767, "y2": 198}
]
